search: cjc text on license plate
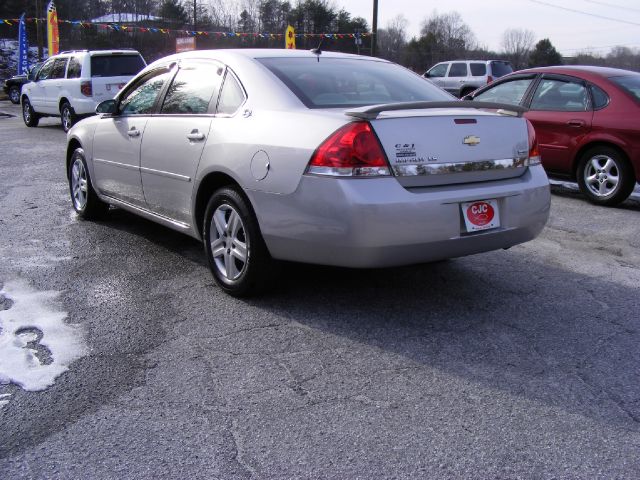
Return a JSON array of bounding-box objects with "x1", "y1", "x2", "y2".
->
[{"x1": 461, "y1": 199, "x2": 500, "y2": 232}]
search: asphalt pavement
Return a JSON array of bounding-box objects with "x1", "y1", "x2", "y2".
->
[{"x1": 0, "y1": 100, "x2": 639, "y2": 479}]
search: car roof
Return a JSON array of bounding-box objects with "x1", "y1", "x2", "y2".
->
[
  {"x1": 146, "y1": 48, "x2": 389, "y2": 68},
  {"x1": 514, "y1": 65, "x2": 639, "y2": 78}
]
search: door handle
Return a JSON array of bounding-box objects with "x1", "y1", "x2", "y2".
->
[
  {"x1": 566, "y1": 119, "x2": 585, "y2": 127},
  {"x1": 127, "y1": 128, "x2": 140, "y2": 137},
  {"x1": 186, "y1": 129, "x2": 206, "y2": 141}
]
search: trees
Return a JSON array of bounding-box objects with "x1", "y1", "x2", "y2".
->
[
  {"x1": 501, "y1": 28, "x2": 535, "y2": 70},
  {"x1": 377, "y1": 14, "x2": 408, "y2": 63},
  {"x1": 529, "y1": 38, "x2": 563, "y2": 67},
  {"x1": 403, "y1": 11, "x2": 476, "y2": 71}
]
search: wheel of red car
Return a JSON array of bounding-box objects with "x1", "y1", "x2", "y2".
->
[
  {"x1": 9, "y1": 86, "x2": 20, "y2": 104},
  {"x1": 576, "y1": 146, "x2": 635, "y2": 206},
  {"x1": 203, "y1": 187, "x2": 277, "y2": 297},
  {"x1": 60, "y1": 101, "x2": 77, "y2": 133},
  {"x1": 22, "y1": 97, "x2": 40, "y2": 127}
]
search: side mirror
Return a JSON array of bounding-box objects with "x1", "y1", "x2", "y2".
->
[
  {"x1": 27, "y1": 70, "x2": 36, "y2": 81},
  {"x1": 96, "y1": 99, "x2": 117, "y2": 115}
]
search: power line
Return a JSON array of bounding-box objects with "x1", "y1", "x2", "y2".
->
[
  {"x1": 525, "y1": 0, "x2": 640, "y2": 27},
  {"x1": 582, "y1": 0, "x2": 640, "y2": 14}
]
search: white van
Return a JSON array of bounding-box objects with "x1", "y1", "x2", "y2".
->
[{"x1": 21, "y1": 49, "x2": 146, "y2": 132}]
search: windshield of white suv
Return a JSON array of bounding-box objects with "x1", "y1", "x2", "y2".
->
[
  {"x1": 258, "y1": 57, "x2": 452, "y2": 108},
  {"x1": 91, "y1": 54, "x2": 146, "y2": 77}
]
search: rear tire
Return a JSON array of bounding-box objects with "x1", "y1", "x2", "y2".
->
[
  {"x1": 203, "y1": 187, "x2": 278, "y2": 297},
  {"x1": 60, "y1": 101, "x2": 77, "y2": 133},
  {"x1": 68, "y1": 148, "x2": 109, "y2": 220},
  {"x1": 22, "y1": 97, "x2": 40, "y2": 127},
  {"x1": 576, "y1": 146, "x2": 635, "y2": 206},
  {"x1": 9, "y1": 86, "x2": 20, "y2": 104}
]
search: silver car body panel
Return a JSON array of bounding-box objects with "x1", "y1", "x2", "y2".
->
[{"x1": 67, "y1": 49, "x2": 550, "y2": 268}]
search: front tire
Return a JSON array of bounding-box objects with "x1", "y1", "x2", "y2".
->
[
  {"x1": 576, "y1": 146, "x2": 635, "y2": 206},
  {"x1": 68, "y1": 148, "x2": 109, "y2": 219},
  {"x1": 9, "y1": 86, "x2": 20, "y2": 104},
  {"x1": 203, "y1": 187, "x2": 276, "y2": 297},
  {"x1": 22, "y1": 97, "x2": 40, "y2": 127},
  {"x1": 60, "y1": 101, "x2": 77, "y2": 133}
]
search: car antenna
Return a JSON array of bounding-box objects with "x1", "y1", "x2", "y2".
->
[{"x1": 310, "y1": 38, "x2": 324, "y2": 62}]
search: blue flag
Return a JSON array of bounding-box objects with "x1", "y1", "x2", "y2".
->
[{"x1": 18, "y1": 13, "x2": 29, "y2": 75}]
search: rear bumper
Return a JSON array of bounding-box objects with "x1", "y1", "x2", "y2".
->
[
  {"x1": 248, "y1": 165, "x2": 550, "y2": 268},
  {"x1": 71, "y1": 97, "x2": 98, "y2": 116}
]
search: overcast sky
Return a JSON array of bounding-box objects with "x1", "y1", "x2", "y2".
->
[{"x1": 341, "y1": 0, "x2": 640, "y2": 56}]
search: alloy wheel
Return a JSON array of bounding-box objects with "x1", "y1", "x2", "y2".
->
[
  {"x1": 70, "y1": 158, "x2": 88, "y2": 211},
  {"x1": 209, "y1": 204, "x2": 248, "y2": 281},
  {"x1": 23, "y1": 102, "x2": 31, "y2": 123},
  {"x1": 9, "y1": 87, "x2": 20, "y2": 104},
  {"x1": 62, "y1": 107, "x2": 72, "y2": 131},
  {"x1": 583, "y1": 154, "x2": 620, "y2": 198}
]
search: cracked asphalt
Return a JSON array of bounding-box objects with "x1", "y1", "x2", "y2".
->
[{"x1": 0, "y1": 99, "x2": 639, "y2": 479}]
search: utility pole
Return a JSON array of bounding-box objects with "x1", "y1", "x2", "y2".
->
[
  {"x1": 193, "y1": 0, "x2": 197, "y2": 31},
  {"x1": 36, "y1": 0, "x2": 44, "y2": 60},
  {"x1": 371, "y1": 0, "x2": 378, "y2": 57}
]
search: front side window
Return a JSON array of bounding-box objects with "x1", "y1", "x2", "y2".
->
[
  {"x1": 448, "y1": 63, "x2": 468, "y2": 77},
  {"x1": 161, "y1": 62, "x2": 223, "y2": 114},
  {"x1": 530, "y1": 78, "x2": 589, "y2": 112},
  {"x1": 260, "y1": 57, "x2": 452, "y2": 108},
  {"x1": 67, "y1": 57, "x2": 82, "y2": 78},
  {"x1": 217, "y1": 72, "x2": 245, "y2": 115},
  {"x1": 120, "y1": 69, "x2": 173, "y2": 115},
  {"x1": 474, "y1": 78, "x2": 534, "y2": 105},
  {"x1": 36, "y1": 58, "x2": 55, "y2": 80},
  {"x1": 427, "y1": 63, "x2": 448, "y2": 78}
]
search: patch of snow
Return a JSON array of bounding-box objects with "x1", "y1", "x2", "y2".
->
[
  {"x1": 0, "y1": 280, "x2": 87, "y2": 394},
  {"x1": 0, "y1": 393, "x2": 10, "y2": 408}
]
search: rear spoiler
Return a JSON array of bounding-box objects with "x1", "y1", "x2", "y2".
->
[{"x1": 345, "y1": 101, "x2": 528, "y2": 120}]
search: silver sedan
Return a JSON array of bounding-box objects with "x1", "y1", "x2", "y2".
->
[{"x1": 66, "y1": 49, "x2": 550, "y2": 296}]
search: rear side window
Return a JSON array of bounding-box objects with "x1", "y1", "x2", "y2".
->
[
  {"x1": 610, "y1": 75, "x2": 640, "y2": 103},
  {"x1": 50, "y1": 58, "x2": 68, "y2": 79},
  {"x1": 67, "y1": 57, "x2": 82, "y2": 78},
  {"x1": 448, "y1": 63, "x2": 468, "y2": 77},
  {"x1": 217, "y1": 72, "x2": 245, "y2": 115},
  {"x1": 91, "y1": 54, "x2": 146, "y2": 77},
  {"x1": 470, "y1": 63, "x2": 487, "y2": 76},
  {"x1": 474, "y1": 78, "x2": 534, "y2": 105},
  {"x1": 590, "y1": 84, "x2": 609, "y2": 109},
  {"x1": 490, "y1": 61, "x2": 513, "y2": 78},
  {"x1": 161, "y1": 62, "x2": 223, "y2": 114},
  {"x1": 259, "y1": 57, "x2": 451, "y2": 108}
]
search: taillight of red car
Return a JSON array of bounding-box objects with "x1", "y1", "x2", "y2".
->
[
  {"x1": 80, "y1": 81, "x2": 92, "y2": 97},
  {"x1": 306, "y1": 122, "x2": 391, "y2": 177},
  {"x1": 487, "y1": 75, "x2": 494, "y2": 84},
  {"x1": 526, "y1": 119, "x2": 541, "y2": 166}
]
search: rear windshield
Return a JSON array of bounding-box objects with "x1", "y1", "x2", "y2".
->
[
  {"x1": 91, "y1": 54, "x2": 146, "y2": 77},
  {"x1": 610, "y1": 75, "x2": 640, "y2": 103},
  {"x1": 258, "y1": 57, "x2": 452, "y2": 108},
  {"x1": 490, "y1": 61, "x2": 513, "y2": 78}
]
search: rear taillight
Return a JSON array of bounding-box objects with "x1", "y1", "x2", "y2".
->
[
  {"x1": 307, "y1": 122, "x2": 391, "y2": 177},
  {"x1": 526, "y1": 119, "x2": 541, "y2": 166},
  {"x1": 80, "y1": 81, "x2": 92, "y2": 97},
  {"x1": 487, "y1": 75, "x2": 494, "y2": 84}
]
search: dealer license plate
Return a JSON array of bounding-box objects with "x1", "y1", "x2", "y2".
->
[{"x1": 461, "y1": 199, "x2": 500, "y2": 232}]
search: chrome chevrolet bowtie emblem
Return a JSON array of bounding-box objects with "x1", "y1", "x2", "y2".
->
[{"x1": 463, "y1": 135, "x2": 480, "y2": 146}]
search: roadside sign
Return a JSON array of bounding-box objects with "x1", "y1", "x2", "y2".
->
[{"x1": 176, "y1": 37, "x2": 196, "y2": 53}]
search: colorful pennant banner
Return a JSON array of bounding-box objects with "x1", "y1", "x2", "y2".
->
[{"x1": 0, "y1": 17, "x2": 371, "y2": 39}]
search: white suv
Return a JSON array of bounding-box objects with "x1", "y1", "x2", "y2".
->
[
  {"x1": 21, "y1": 49, "x2": 146, "y2": 132},
  {"x1": 424, "y1": 60, "x2": 513, "y2": 97}
]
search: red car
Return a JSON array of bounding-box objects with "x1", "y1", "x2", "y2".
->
[{"x1": 465, "y1": 66, "x2": 640, "y2": 206}]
